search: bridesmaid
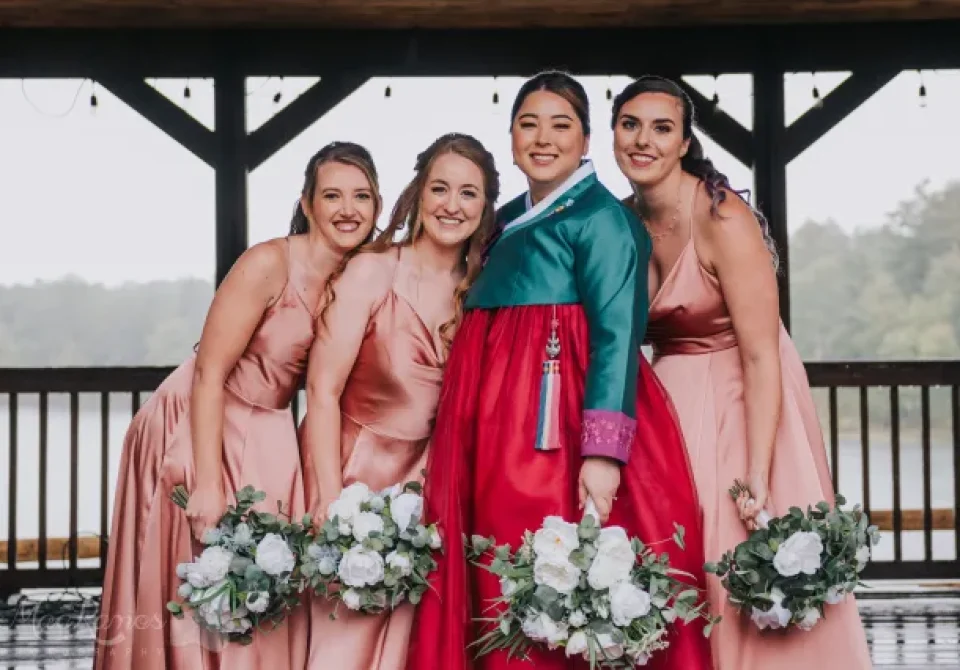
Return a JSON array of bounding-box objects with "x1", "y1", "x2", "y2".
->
[
  {"x1": 94, "y1": 141, "x2": 380, "y2": 670},
  {"x1": 610, "y1": 75, "x2": 871, "y2": 669},
  {"x1": 299, "y1": 133, "x2": 499, "y2": 670},
  {"x1": 407, "y1": 71, "x2": 712, "y2": 670}
]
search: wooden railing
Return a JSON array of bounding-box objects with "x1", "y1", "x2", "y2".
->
[{"x1": 1, "y1": 361, "x2": 958, "y2": 594}]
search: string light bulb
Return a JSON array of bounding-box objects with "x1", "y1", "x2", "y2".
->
[
  {"x1": 492, "y1": 76, "x2": 499, "y2": 104},
  {"x1": 812, "y1": 72, "x2": 823, "y2": 109},
  {"x1": 183, "y1": 79, "x2": 192, "y2": 99},
  {"x1": 918, "y1": 70, "x2": 927, "y2": 108},
  {"x1": 89, "y1": 80, "x2": 98, "y2": 110}
]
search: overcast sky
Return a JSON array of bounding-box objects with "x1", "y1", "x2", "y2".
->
[{"x1": 1, "y1": 71, "x2": 957, "y2": 286}]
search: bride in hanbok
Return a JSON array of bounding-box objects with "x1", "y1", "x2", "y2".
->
[{"x1": 406, "y1": 71, "x2": 713, "y2": 670}]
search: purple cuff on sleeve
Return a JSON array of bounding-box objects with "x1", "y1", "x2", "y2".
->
[{"x1": 581, "y1": 409, "x2": 636, "y2": 464}]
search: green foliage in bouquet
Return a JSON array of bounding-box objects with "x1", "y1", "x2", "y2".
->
[{"x1": 705, "y1": 483, "x2": 879, "y2": 631}]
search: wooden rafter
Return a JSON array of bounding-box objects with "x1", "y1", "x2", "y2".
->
[
  {"x1": 247, "y1": 73, "x2": 370, "y2": 171},
  {"x1": 96, "y1": 74, "x2": 216, "y2": 166},
  {"x1": 784, "y1": 68, "x2": 900, "y2": 163}
]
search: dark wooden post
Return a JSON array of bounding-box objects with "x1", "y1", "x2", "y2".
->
[
  {"x1": 752, "y1": 65, "x2": 790, "y2": 331},
  {"x1": 214, "y1": 67, "x2": 248, "y2": 287}
]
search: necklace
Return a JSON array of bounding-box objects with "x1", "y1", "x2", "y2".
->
[{"x1": 641, "y1": 179, "x2": 684, "y2": 242}]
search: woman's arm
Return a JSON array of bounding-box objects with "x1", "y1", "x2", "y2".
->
[
  {"x1": 186, "y1": 240, "x2": 287, "y2": 538},
  {"x1": 303, "y1": 252, "x2": 391, "y2": 520},
  {"x1": 573, "y1": 204, "x2": 650, "y2": 521},
  {"x1": 701, "y1": 192, "x2": 781, "y2": 529}
]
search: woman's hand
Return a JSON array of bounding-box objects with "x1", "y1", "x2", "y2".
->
[
  {"x1": 578, "y1": 457, "x2": 621, "y2": 524},
  {"x1": 737, "y1": 473, "x2": 772, "y2": 532},
  {"x1": 184, "y1": 483, "x2": 227, "y2": 541}
]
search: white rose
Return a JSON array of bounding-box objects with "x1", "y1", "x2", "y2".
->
[
  {"x1": 773, "y1": 531, "x2": 823, "y2": 577},
  {"x1": 533, "y1": 556, "x2": 581, "y2": 594},
  {"x1": 565, "y1": 630, "x2": 588, "y2": 658},
  {"x1": 352, "y1": 511, "x2": 386, "y2": 541},
  {"x1": 202, "y1": 528, "x2": 222, "y2": 545},
  {"x1": 232, "y1": 522, "x2": 254, "y2": 546},
  {"x1": 176, "y1": 562, "x2": 189, "y2": 579},
  {"x1": 255, "y1": 533, "x2": 295, "y2": 576},
  {"x1": 338, "y1": 521, "x2": 352, "y2": 536},
  {"x1": 568, "y1": 610, "x2": 587, "y2": 628},
  {"x1": 317, "y1": 557, "x2": 337, "y2": 576},
  {"x1": 825, "y1": 585, "x2": 846, "y2": 605},
  {"x1": 338, "y1": 545, "x2": 385, "y2": 587},
  {"x1": 386, "y1": 551, "x2": 413, "y2": 577},
  {"x1": 191, "y1": 546, "x2": 233, "y2": 587},
  {"x1": 855, "y1": 545, "x2": 871, "y2": 571},
  {"x1": 328, "y1": 499, "x2": 359, "y2": 524},
  {"x1": 380, "y1": 483, "x2": 403, "y2": 499},
  {"x1": 177, "y1": 583, "x2": 193, "y2": 598},
  {"x1": 797, "y1": 607, "x2": 821, "y2": 631},
  {"x1": 500, "y1": 577, "x2": 518, "y2": 597},
  {"x1": 342, "y1": 588, "x2": 363, "y2": 610},
  {"x1": 532, "y1": 517, "x2": 580, "y2": 561},
  {"x1": 596, "y1": 633, "x2": 624, "y2": 660},
  {"x1": 341, "y1": 481, "x2": 373, "y2": 507},
  {"x1": 521, "y1": 612, "x2": 567, "y2": 647},
  {"x1": 327, "y1": 482, "x2": 373, "y2": 523},
  {"x1": 428, "y1": 526, "x2": 443, "y2": 550},
  {"x1": 245, "y1": 591, "x2": 270, "y2": 613},
  {"x1": 587, "y1": 527, "x2": 636, "y2": 590},
  {"x1": 390, "y1": 492, "x2": 424, "y2": 532},
  {"x1": 609, "y1": 581, "x2": 651, "y2": 626},
  {"x1": 750, "y1": 588, "x2": 792, "y2": 630},
  {"x1": 368, "y1": 495, "x2": 386, "y2": 512}
]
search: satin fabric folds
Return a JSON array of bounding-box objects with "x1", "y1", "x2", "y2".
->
[{"x1": 406, "y1": 304, "x2": 714, "y2": 670}]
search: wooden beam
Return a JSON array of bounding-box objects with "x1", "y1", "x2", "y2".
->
[
  {"x1": 784, "y1": 68, "x2": 899, "y2": 163},
  {"x1": 752, "y1": 64, "x2": 790, "y2": 331},
  {"x1": 247, "y1": 73, "x2": 369, "y2": 171},
  {"x1": 670, "y1": 75, "x2": 754, "y2": 168},
  {"x1": 214, "y1": 68, "x2": 248, "y2": 286},
  {"x1": 97, "y1": 74, "x2": 216, "y2": 166}
]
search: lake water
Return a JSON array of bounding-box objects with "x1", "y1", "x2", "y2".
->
[{"x1": 0, "y1": 394, "x2": 956, "y2": 569}]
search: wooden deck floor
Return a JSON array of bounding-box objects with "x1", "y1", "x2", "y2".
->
[{"x1": 1, "y1": 594, "x2": 959, "y2": 669}]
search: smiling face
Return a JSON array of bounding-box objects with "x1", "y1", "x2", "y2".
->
[
  {"x1": 613, "y1": 91, "x2": 690, "y2": 189},
  {"x1": 511, "y1": 90, "x2": 589, "y2": 200},
  {"x1": 418, "y1": 152, "x2": 486, "y2": 250},
  {"x1": 302, "y1": 161, "x2": 378, "y2": 253}
]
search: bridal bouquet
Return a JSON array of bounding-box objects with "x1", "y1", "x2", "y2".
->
[
  {"x1": 300, "y1": 480, "x2": 443, "y2": 615},
  {"x1": 705, "y1": 479, "x2": 879, "y2": 632},
  {"x1": 468, "y1": 501, "x2": 717, "y2": 668},
  {"x1": 167, "y1": 485, "x2": 312, "y2": 643}
]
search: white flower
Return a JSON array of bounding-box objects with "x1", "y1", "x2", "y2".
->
[
  {"x1": 368, "y1": 495, "x2": 386, "y2": 512},
  {"x1": 338, "y1": 521, "x2": 352, "y2": 536},
  {"x1": 390, "y1": 492, "x2": 424, "y2": 532},
  {"x1": 245, "y1": 591, "x2": 270, "y2": 613},
  {"x1": 232, "y1": 522, "x2": 254, "y2": 546},
  {"x1": 568, "y1": 610, "x2": 587, "y2": 628},
  {"x1": 380, "y1": 483, "x2": 403, "y2": 499},
  {"x1": 825, "y1": 585, "x2": 846, "y2": 605},
  {"x1": 189, "y1": 546, "x2": 233, "y2": 588},
  {"x1": 596, "y1": 633, "x2": 624, "y2": 660},
  {"x1": 255, "y1": 533, "x2": 295, "y2": 576},
  {"x1": 855, "y1": 545, "x2": 871, "y2": 571},
  {"x1": 587, "y1": 527, "x2": 635, "y2": 590},
  {"x1": 176, "y1": 563, "x2": 189, "y2": 579},
  {"x1": 797, "y1": 607, "x2": 821, "y2": 631},
  {"x1": 750, "y1": 588, "x2": 792, "y2": 630},
  {"x1": 609, "y1": 581, "x2": 651, "y2": 626},
  {"x1": 338, "y1": 545, "x2": 385, "y2": 587},
  {"x1": 773, "y1": 531, "x2": 823, "y2": 577},
  {"x1": 521, "y1": 612, "x2": 568, "y2": 647},
  {"x1": 427, "y1": 526, "x2": 442, "y2": 550},
  {"x1": 500, "y1": 577, "x2": 518, "y2": 597},
  {"x1": 202, "y1": 528, "x2": 222, "y2": 545},
  {"x1": 386, "y1": 551, "x2": 413, "y2": 577},
  {"x1": 328, "y1": 482, "x2": 372, "y2": 523},
  {"x1": 352, "y1": 511, "x2": 385, "y2": 541},
  {"x1": 533, "y1": 556, "x2": 581, "y2": 594},
  {"x1": 177, "y1": 583, "x2": 193, "y2": 598},
  {"x1": 342, "y1": 589, "x2": 363, "y2": 610},
  {"x1": 565, "y1": 630, "x2": 588, "y2": 658},
  {"x1": 532, "y1": 517, "x2": 580, "y2": 561}
]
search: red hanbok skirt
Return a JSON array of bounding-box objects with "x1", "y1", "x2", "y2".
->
[{"x1": 406, "y1": 305, "x2": 714, "y2": 670}]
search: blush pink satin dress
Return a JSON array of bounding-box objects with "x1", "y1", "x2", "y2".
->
[
  {"x1": 94, "y1": 238, "x2": 316, "y2": 670},
  {"x1": 646, "y1": 225, "x2": 872, "y2": 669},
  {"x1": 300, "y1": 247, "x2": 444, "y2": 670}
]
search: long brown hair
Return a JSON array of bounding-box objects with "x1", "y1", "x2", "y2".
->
[{"x1": 321, "y1": 133, "x2": 500, "y2": 354}]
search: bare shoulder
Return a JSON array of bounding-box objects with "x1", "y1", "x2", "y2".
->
[
  {"x1": 696, "y1": 184, "x2": 762, "y2": 243},
  {"x1": 235, "y1": 238, "x2": 289, "y2": 276},
  {"x1": 339, "y1": 247, "x2": 397, "y2": 293}
]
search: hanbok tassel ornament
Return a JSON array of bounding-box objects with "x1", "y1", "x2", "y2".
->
[{"x1": 534, "y1": 306, "x2": 562, "y2": 451}]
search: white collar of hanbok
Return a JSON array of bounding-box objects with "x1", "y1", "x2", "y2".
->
[{"x1": 505, "y1": 159, "x2": 596, "y2": 233}]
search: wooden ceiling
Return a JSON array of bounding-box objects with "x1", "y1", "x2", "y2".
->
[{"x1": 2, "y1": 0, "x2": 960, "y2": 28}]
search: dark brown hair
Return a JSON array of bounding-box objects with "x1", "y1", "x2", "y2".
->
[
  {"x1": 612, "y1": 75, "x2": 778, "y2": 268},
  {"x1": 322, "y1": 133, "x2": 500, "y2": 353},
  {"x1": 510, "y1": 70, "x2": 591, "y2": 136}
]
